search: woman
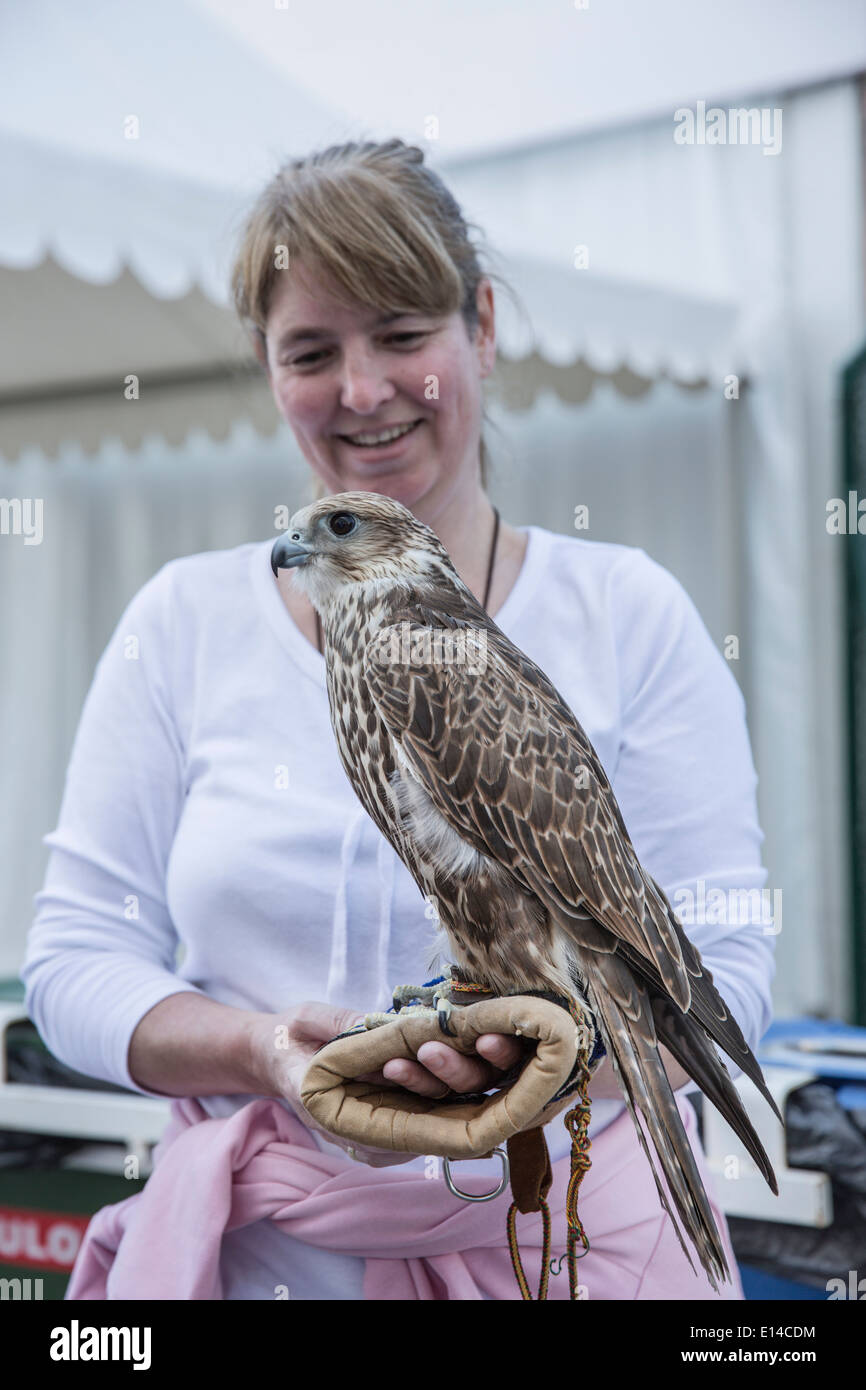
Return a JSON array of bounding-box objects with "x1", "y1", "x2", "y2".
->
[{"x1": 23, "y1": 138, "x2": 774, "y2": 1300}]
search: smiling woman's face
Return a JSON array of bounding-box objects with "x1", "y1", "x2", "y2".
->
[{"x1": 261, "y1": 260, "x2": 495, "y2": 513}]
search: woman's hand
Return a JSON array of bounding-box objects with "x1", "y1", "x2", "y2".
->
[
  {"x1": 379, "y1": 1033, "x2": 524, "y2": 1098},
  {"x1": 250, "y1": 1001, "x2": 406, "y2": 1167},
  {"x1": 249, "y1": 1001, "x2": 525, "y2": 1167}
]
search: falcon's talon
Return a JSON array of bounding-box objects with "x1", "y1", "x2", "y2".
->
[
  {"x1": 390, "y1": 975, "x2": 453, "y2": 1014},
  {"x1": 392, "y1": 983, "x2": 434, "y2": 1012},
  {"x1": 435, "y1": 994, "x2": 456, "y2": 1037}
]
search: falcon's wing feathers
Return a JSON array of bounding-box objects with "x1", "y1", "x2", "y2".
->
[{"x1": 365, "y1": 611, "x2": 691, "y2": 1011}]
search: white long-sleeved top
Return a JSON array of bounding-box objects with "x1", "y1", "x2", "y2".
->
[{"x1": 22, "y1": 523, "x2": 775, "y2": 1300}]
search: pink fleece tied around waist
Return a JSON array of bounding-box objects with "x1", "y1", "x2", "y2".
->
[{"x1": 65, "y1": 1093, "x2": 743, "y2": 1301}]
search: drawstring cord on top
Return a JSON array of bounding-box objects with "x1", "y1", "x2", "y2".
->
[
  {"x1": 326, "y1": 805, "x2": 399, "y2": 1011},
  {"x1": 326, "y1": 806, "x2": 367, "y2": 1003},
  {"x1": 374, "y1": 835, "x2": 397, "y2": 1012}
]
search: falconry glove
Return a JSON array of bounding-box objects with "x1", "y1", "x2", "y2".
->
[{"x1": 301, "y1": 971, "x2": 607, "y2": 1298}]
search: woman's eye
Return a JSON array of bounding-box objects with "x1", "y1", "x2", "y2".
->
[
  {"x1": 385, "y1": 331, "x2": 427, "y2": 347},
  {"x1": 291, "y1": 349, "x2": 330, "y2": 368}
]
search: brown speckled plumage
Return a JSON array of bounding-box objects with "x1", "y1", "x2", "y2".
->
[{"x1": 273, "y1": 490, "x2": 780, "y2": 1290}]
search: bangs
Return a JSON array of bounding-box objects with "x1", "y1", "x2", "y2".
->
[{"x1": 241, "y1": 165, "x2": 465, "y2": 333}]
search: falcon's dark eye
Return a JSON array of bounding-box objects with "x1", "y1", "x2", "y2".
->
[{"x1": 327, "y1": 511, "x2": 358, "y2": 537}]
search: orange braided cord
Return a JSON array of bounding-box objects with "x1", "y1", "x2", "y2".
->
[
  {"x1": 563, "y1": 1070, "x2": 593, "y2": 1298},
  {"x1": 506, "y1": 1198, "x2": 552, "y2": 1301}
]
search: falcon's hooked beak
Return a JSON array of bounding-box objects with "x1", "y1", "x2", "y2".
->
[{"x1": 271, "y1": 533, "x2": 314, "y2": 576}]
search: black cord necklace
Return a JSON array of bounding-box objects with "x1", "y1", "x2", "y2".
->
[{"x1": 314, "y1": 505, "x2": 501, "y2": 656}]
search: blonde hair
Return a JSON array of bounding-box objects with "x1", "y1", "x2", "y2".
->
[{"x1": 230, "y1": 138, "x2": 513, "y2": 500}]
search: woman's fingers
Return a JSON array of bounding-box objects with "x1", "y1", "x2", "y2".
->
[
  {"x1": 417, "y1": 1041, "x2": 491, "y2": 1093},
  {"x1": 288, "y1": 1002, "x2": 364, "y2": 1043},
  {"x1": 474, "y1": 1032, "x2": 524, "y2": 1068},
  {"x1": 379, "y1": 1033, "x2": 524, "y2": 1098},
  {"x1": 340, "y1": 1143, "x2": 418, "y2": 1168},
  {"x1": 381, "y1": 1056, "x2": 453, "y2": 1098}
]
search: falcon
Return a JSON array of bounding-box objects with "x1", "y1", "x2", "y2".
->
[{"x1": 271, "y1": 490, "x2": 780, "y2": 1289}]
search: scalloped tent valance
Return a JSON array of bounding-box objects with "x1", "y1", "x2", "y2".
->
[{"x1": 0, "y1": 132, "x2": 742, "y2": 462}]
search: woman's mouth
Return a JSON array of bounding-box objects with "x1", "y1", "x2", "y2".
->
[{"x1": 336, "y1": 419, "x2": 424, "y2": 453}]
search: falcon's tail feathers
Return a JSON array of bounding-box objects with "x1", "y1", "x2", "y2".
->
[{"x1": 583, "y1": 955, "x2": 730, "y2": 1291}]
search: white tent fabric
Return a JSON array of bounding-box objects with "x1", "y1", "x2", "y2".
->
[
  {"x1": 493, "y1": 257, "x2": 740, "y2": 381},
  {"x1": 4, "y1": 0, "x2": 866, "y2": 180},
  {"x1": 0, "y1": 0, "x2": 345, "y2": 193},
  {"x1": 0, "y1": 131, "x2": 240, "y2": 302},
  {"x1": 197, "y1": 0, "x2": 866, "y2": 163}
]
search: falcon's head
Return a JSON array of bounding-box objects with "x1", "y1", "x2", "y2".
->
[{"x1": 270, "y1": 491, "x2": 457, "y2": 611}]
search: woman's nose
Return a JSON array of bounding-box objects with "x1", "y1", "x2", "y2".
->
[{"x1": 337, "y1": 344, "x2": 396, "y2": 414}]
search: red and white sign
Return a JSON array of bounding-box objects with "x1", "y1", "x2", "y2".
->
[{"x1": 0, "y1": 1206, "x2": 90, "y2": 1271}]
